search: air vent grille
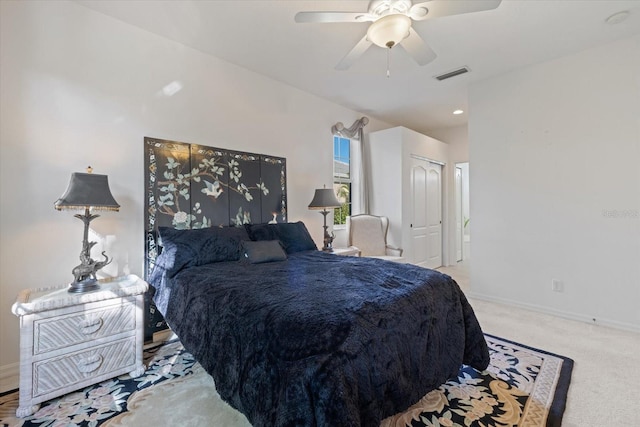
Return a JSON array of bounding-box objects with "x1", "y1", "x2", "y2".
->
[{"x1": 434, "y1": 67, "x2": 470, "y2": 81}]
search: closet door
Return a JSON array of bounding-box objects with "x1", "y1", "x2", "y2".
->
[
  {"x1": 410, "y1": 157, "x2": 428, "y2": 267},
  {"x1": 410, "y1": 157, "x2": 443, "y2": 268},
  {"x1": 426, "y1": 162, "x2": 443, "y2": 268}
]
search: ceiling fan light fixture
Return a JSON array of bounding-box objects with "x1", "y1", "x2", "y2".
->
[{"x1": 367, "y1": 14, "x2": 411, "y2": 48}]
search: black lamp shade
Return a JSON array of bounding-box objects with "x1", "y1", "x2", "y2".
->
[
  {"x1": 308, "y1": 188, "x2": 341, "y2": 210},
  {"x1": 54, "y1": 172, "x2": 120, "y2": 211}
]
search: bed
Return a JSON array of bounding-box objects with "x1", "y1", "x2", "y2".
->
[{"x1": 148, "y1": 221, "x2": 489, "y2": 427}]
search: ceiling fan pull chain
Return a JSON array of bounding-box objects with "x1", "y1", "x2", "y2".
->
[{"x1": 387, "y1": 47, "x2": 391, "y2": 78}]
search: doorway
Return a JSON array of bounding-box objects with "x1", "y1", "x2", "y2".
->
[
  {"x1": 455, "y1": 166, "x2": 463, "y2": 262},
  {"x1": 455, "y1": 162, "x2": 470, "y2": 261}
]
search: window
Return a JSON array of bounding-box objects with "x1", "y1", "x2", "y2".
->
[{"x1": 333, "y1": 135, "x2": 351, "y2": 225}]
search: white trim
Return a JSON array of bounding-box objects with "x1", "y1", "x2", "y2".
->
[
  {"x1": 0, "y1": 362, "x2": 19, "y2": 393},
  {"x1": 468, "y1": 291, "x2": 640, "y2": 334}
]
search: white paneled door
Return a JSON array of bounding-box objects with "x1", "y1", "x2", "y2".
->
[
  {"x1": 410, "y1": 157, "x2": 443, "y2": 268},
  {"x1": 426, "y1": 162, "x2": 443, "y2": 268},
  {"x1": 410, "y1": 158, "x2": 428, "y2": 267}
]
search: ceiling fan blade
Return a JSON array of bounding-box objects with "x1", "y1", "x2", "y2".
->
[
  {"x1": 398, "y1": 28, "x2": 437, "y2": 66},
  {"x1": 409, "y1": 0, "x2": 502, "y2": 21},
  {"x1": 295, "y1": 11, "x2": 375, "y2": 23},
  {"x1": 335, "y1": 35, "x2": 373, "y2": 71}
]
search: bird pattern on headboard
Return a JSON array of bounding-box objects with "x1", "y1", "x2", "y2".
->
[{"x1": 143, "y1": 137, "x2": 287, "y2": 339}]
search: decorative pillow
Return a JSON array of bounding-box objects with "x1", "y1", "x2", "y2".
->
[
  {"x1": 245, "y1": 221, "x2": 317, "y2": 254},
  {"x1": 156, "y1": 226, "x2": 250, "y2": 277},
  {"x1": 241, "y1": 240, "x2": 287, "y2": 264}
]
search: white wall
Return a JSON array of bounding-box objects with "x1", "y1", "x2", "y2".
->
[
  {"x1": 428, "y1": 125, "x2": 468, "y2": 164},
  {"x1": 367, "y1": 127, "x2": 406, "y2": 251},
  {"x1": 469, "y1": 35, "x2": 640, "y2": 331},
  {"x1": 0, "y1": 0, "x2": 393, "y2": 385}
]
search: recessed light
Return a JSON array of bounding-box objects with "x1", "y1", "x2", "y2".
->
[
  {"x1": 606, "y1": 10, "x2": 630, "y2": 25},
  {"x1": 453, "y1": 109, "x2": 464, "y2": 115}
]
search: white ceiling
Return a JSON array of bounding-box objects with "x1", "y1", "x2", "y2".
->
[{"x1": 76, "y1": 0, "x2": 640, "y2": 135}]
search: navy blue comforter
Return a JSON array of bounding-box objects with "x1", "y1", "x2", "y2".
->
[{"x1": 151, "y1": 251, "x2": 489, "y2": 427}]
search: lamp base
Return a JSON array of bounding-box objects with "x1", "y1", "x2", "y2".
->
[
  {"x1": 319, "y1": 209, "x2": 336, "y2": 252},
  {"x1": 68, "y1": 278, "x2": 100, "y2": 294}
]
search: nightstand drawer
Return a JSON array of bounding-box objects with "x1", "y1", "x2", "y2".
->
[
  {"x1": 33, "y1": 299, "x2": 136, "y2": 354},
  {"x1": 33, "y1": 337, "x2": 135, "y2": 398}
]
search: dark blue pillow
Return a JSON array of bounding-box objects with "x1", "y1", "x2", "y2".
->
[
  {"x1": 245, "y1": 221, "x2": 317, "y2": 254},
  {"x1": 155, "y1": 226, "x2": 249, "y2": 277},
  {"x1": 241, "y1": 240, "x2": 287, "y2": 264}
]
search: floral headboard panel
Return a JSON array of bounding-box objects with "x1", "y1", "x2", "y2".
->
[{"x1": 143, "y1": 137, "x2": 287, "y2": 338}]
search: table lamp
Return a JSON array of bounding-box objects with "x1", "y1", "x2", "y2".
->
[
  {"x1": 308, "y1": 186, "x2": 341, "y2": 251},
  {"x1": 54, "y1": 167, "x2": 120, "y2": 293}
]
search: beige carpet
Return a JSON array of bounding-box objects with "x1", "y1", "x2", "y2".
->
[
  {"x1": 102, "y1": 363, "x2": 251, "y2": 427},
  {"x1": 438, "y1": 262, "x2": 640, "y2": 427}
]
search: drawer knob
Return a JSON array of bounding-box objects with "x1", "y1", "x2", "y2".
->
[
  {"x1": 78, "y1": 354, "x2": 103, "y2": 373},
  {"x1": 79, "y1": 318, "x2": 103, "y2": 335}
]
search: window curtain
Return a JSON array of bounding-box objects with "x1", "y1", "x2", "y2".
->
[{"x1": 331, "y1": 117, "x2": 369, "y2": 214}]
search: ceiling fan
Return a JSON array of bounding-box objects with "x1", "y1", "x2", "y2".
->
[{"x1": 295, "y1": 0, "x2": 502, "y2": 71}]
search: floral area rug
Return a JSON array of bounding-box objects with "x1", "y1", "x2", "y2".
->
[
  {"x1": 0, "y1": 335, "x2": 572, "y2": 427},
  {"x1": 381, "y1": 334, "x2": 573, "y2": 427}
]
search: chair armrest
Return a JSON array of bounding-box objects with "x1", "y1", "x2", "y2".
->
[{"x1": 385, "y1": 245, "x2": 403, "y2": 257}]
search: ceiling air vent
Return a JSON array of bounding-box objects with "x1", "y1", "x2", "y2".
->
[{"x1": 434, "y1": 67, "x2": 470, "y2": 81}]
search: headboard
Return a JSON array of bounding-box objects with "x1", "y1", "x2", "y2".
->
[{"x1": 143, "y1": 137, "x2": 287, "y2": 338}]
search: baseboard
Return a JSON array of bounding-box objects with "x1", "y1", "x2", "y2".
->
[
  {"x1": 467, "y1": 291, "x2": 640, "y2": 334},
  {"x1": 0, "y1": 362, "x2": 19, "y2": 393}
]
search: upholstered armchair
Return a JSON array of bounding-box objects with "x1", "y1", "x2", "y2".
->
[{"x1": 346, "y1": 214, "x2": 405, "y2": 262}]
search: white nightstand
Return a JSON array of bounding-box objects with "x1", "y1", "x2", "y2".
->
[
  {"x1": 11, "y1": 274, "x2": 148, "y2": 417},
  {"x1": 330, "y1": 246, "x2": 361, "y2": 256}
]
